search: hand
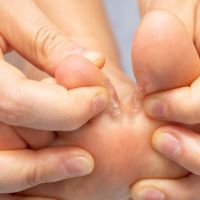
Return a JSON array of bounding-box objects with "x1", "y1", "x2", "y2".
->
[
  {"x1": 15, "y1": 2, "x2": 196, "y2": 199},
  {"x1": 0, "y1": 1, "x2": 111, "y2": 195},
  {"x1": 18, "y1": 67, "x2": 188, "y2": 200},
  {"x1": 0, "y1": 0, "x2": 108, "y2": 131},
  {"x1": 0, "y1": 122, "x2": 94, "y2": 195},
  {"x1": 132, "y1": 0, "x2": 200, "y2": 199}
]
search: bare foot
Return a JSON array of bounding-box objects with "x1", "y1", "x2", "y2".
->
[{"x1": 18, "y1": 10, "x2": 200, "y2": 200}]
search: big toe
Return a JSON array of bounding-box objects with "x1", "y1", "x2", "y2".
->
[{"x1": 132, "y1": 10, "x2": 200, "y2": 95}]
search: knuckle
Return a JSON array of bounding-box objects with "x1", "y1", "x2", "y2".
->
[
  {"x1": 0, "y1": 84, "x2": 27, "y2": 125},
  {"x1": 25, "y1": 164, "x2": 38, "y2": 187},
  {"x1": 24, "y1": 161, "x2": 44, "y2": 187},
  {"x1": 34, "y1": 26, "x2": 66, "y2": 69}
]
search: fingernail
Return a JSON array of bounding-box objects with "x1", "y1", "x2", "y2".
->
[
  {"x1": 93, "y1": 93, "x2": 108, "y2": 116},
  {"x1": 83, "y1": 51, "x2": 105, "y2": 68},
  {"x1": 144, "y1": 98, "x2": 168, "y2": 119},
  {"x1": 61, "y1": 156, "x2": 93, "y2": 178},
  {"x1": 134, "y1": 187, "x2": 165, "y2": 200},
  {"x1": 153, "y1": 133, "x2": 181, "y2": 158}
]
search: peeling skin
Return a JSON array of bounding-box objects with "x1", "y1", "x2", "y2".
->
[
  {"x1": 19, "y1": 82, "x2": 188, "y2": 200},
  {"x1": 103, "y1": 74, "x2": 122, "y2": 119},
  {"x1": 16, "y1": 9, "x2": 200, "y2": 200}
]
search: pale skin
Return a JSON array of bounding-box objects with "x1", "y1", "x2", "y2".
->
[
  {"x1": 0, "y1": 0, "x2": 109, "y2": 131},
  {"x1": 0, "y1": 0, "x2": 111, "y2": 195},
  {"x1": 0, "y1": 0, "x2": 127, "y2": 198},
  {"x1": 1, "y1": 0, "x2": 198, "y2": 200},
  {"x1": 5, "y1": 1, "x2": 200, "y2": 200}
]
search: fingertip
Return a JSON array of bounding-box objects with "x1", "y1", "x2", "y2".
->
[
  {"x1": 64, "y1": 86, "x2": 109, "y2": 130},
  {"x1": 144, "y1": 97, "x2": 168, "y2": 119},
  {"x1": 132, "y1": 187, "x2": 165, "y2": 200},
  {"x1": 82, "y1": 51, "x2": 105, "y2": 69},
  {"x1": 92, "y1": 90, "x2": 109, "y2": 116},
  {"x1": 131, "y1": 181, "x2": 166, "y2": 200},
  {"x1": 60, "y1": 156, "x2": 94, "y2": 178},
  {"x1": 58, "y1": 148, "x2": 95, "y2": 178},
  {"x1": 35, "y1": 147, "x2": 95, "y2": 182}
]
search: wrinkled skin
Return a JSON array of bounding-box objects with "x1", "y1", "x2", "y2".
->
[{"x1": 3, "y1": 10, "x2": 199, "y2": 200}]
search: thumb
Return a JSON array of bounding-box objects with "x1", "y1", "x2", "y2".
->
[
  {"x1": 131, "y1": 174, "x2": 200, "y2": 200},
  {"x1": 0, "y1": 0, "x2": 105, "y2": 89},
  {"x1": 0, "y1": 147, "x2": 94, "y2": 193},
  {"x1": 132, "y1": 10, "x2": 200, "y2": 95}
]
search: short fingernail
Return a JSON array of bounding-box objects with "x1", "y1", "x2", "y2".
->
[
  {"x1": 144, "y1": 98, "x2": 168, "y2": 119},
  {"x1": 68, "y1": 46, "x2": 104, "y2": 68},
  {"x1": 93, "y1": 92, "x2": 108, "y2": 116},
  {"x1": 153, "y1": 133, "x2": 181, "y2": 158},
  {"x1": 133, "y1": 187, "x2": 165, "y2": 200},
  {"x1": 82, "y1": 51, "x2": 104, "y2": 67},
  {"x1": 61, "y1": 156, "x2": 94, "y2": 178}
]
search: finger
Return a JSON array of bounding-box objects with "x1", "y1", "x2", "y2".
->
[
  {"x1": 131, "y1": 174, "x2": 200, "y2": 200},
  {"x1": 0, "y1": 59, "x2": 108, "y2": 131},
  {"x1": 0, "y1": 0, "x2": 105, "y2": 88},
  {"x1": 0, "y1": 147, "x2": 94, "y2": 193},
  {"x1": 132, "y1": 10, "x2": 200, "y2": 95},
  {"x1": 14, "y1": 127, "x2": 55, "y2": 149},
  {"x1": 0, "y1": 114, "x2": 55, "y2": 149},
  {"x1": 0, "y1": 122, "x2": 54, "y2": 150},
  {"x1": 0, "y1": 194, "x2": 57, "y2": 200},
  {"x1": 0, "y1": 126, "x2": 54, "y2": 150},
  {"x1": 143, "y1": 77, "x2": 200, "y2": 124},
  {"x1": 0, "y1": 122, "x2": 27, "y2": 150},
  {"x1": 151, "y1": 125, "x2": 200, "y2": 175}
]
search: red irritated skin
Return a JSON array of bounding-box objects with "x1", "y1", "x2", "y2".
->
[
  {"x1": 18, "y1": 11, "x2": 200, "y2": 200},
  {"x1": 19, "y1": 82, "x2": 188, "y2": 200}
]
